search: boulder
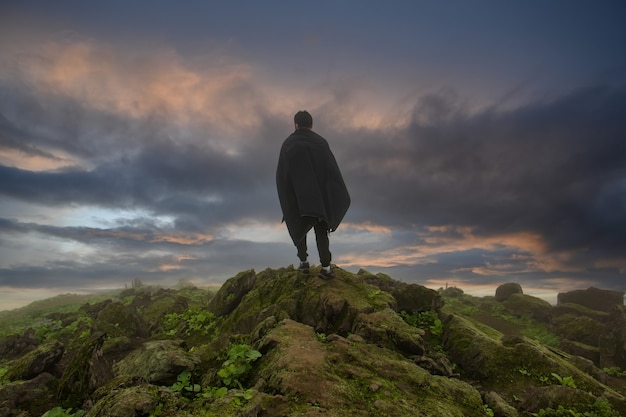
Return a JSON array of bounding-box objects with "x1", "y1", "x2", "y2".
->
[
  {"x1": 501, "y1": 293, "x2": 552, "y2": 322},
  {"x1": 208, "y1": 269, "x2": 256, "y2": 317},
  {"x1": 94, "y1": 302, "x2": 140, "y2": 339},
  {"x1": 4, "y1": 340, "x2": 64, "y2": 381},
  {"x1": 0, "y1": 373, "x2": 57, "y2": 417},
  {"x1": 552, "y1": 313, "x2": 604, "y2": 345},
  {"x1": 58, "y1": 331, "x2": 111, "y2": 408},
  {"x1": 495, "y1": 283, "x2": 523, "y2": 302},
  {"x1": 86, "y1": 384, "x2": 176, "y2": 417},
  {"x1": 113, "y1": 339, "x2": 200, "y2": 385},
  {"x1": 558, "y1": 288, "x2": 624, "y2": 312},
  {"x1": 357, "y1": 270, "x2": 443, "y2": 312},
  {"x1": 599, "y1": 305, "x2": 626, "y2": 369},
  {"x1": 0, "y1": 327, "x2": 37, "y2": 359},
  {"x1": 253, "y1": 318, "x2": 485, "y2": 416}
]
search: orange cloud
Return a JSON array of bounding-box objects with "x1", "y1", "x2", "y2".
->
[
  {"x1": 0, "y1": 148, "x2": 77, "y2": 171},
  {"x1": 339, "y1": 224, "x2": 584, "y2": 276}
]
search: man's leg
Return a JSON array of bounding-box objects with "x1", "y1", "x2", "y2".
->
[
  {"x1": 296, "y1": 235, "x2": 308, "y2": 262},
  {"x1": 313, "y1": 221, "x2": 331, "y2": 267}
]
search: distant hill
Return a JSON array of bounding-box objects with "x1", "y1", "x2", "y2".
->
[{"x1": 1, "y1": 267, "x2": 625, "y2": 416}]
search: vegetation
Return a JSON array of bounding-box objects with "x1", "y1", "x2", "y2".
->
[{"x1": 1, "y1": 269, "x2": 625, "y2": 416}]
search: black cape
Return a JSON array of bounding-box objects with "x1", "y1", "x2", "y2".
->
[{"x1": 276, "y1": 128, "x2": 350, "y2": 246}]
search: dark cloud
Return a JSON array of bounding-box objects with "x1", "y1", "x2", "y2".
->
[{"x1": 340, "y1": 85, "x2": 626, "y2": 261}]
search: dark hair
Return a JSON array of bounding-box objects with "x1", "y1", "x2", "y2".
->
[{"x1": 294, "y1": 110, "x2": 313, "y2": 128}]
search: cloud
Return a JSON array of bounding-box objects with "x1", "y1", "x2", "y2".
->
[{"x1": 0, "y1": 33, "x2": 625, "y2": 303}]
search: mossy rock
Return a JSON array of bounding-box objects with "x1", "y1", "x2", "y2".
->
[
  {"x1": 5, "y1": 340, "x2": 64, "y2": 381},
  {"x1": 208, "y1": 269, "x2": 256, "y2": 317},
  {"x1": 253, "y1": 318, "x2": 485, "y2": 416},
  {"x1": 113, "y1": 339, "x2": 200, "y2": 385},
  {"x1": 58, "y1": 331, "x2": 110, "y2": 408},
  {"x1": 132, "y1": 289, "x2": 189, "y2": 334},
  {"x1": 495, "y1": 283, "x2": 523, "y2": 302},
  {"x1": 501, "y1": 293, "x2": 552, "y2": 322},
  {"x1": 352, "y1": 308, "x2": 425, "y2": 356},
  {"x1": 0, "y1": 373, "x2": 58, "y2": 417},
  {"x1": 553, "y1": 313, "x2": 604, "y2": 345},
  {"x1": 94, "y1": 302, "x2": 139, "y2": 339},
  {"x1": 553, "y1": 302, "x2": 610, "y2": 324},
  {"x1": 442, "y1": 312, "x2": 618, "y2": 398},
  {"x1": 86, "y1": 384, "x2": 178, "y2": 417},
  {"x1": 216, "y1": 267, "x2": 396, "y2": 336},
  {"x1": 560, "y1": 339, "x2": 600, "y2": 365},
  {"x1": 357, "y1": 270, "x2": 442, "y2": 312}
]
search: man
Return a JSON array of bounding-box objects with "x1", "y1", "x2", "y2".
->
[{"x1": 276, "y1": 111, "x2": 350, "y2": 279}]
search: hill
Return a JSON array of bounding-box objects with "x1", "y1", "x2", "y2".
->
[{"x1": 1, "y1": 266, "x2": 625, "y2": 416}]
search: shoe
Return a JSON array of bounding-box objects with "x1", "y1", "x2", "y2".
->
[
  {"x1": 318, "y1": 266, "x2": 334, "y2": 280},
  {"x1": 298, "y1": 261, "x2": 310, "y2": 274}
]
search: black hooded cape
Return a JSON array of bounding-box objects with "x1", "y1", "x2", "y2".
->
[{"x1": 276, "y1": 128, "x2": 350, "y2": 246}]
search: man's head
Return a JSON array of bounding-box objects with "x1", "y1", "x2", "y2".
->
[{"x1": 294, "y1": 110, "x2": 313, "y2": 129}]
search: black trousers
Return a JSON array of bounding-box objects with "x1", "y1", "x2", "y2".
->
[{"x1": 296, "y1": 217, "x2": 331, "y2": 267}]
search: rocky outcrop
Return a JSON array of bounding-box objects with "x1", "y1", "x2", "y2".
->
[
  {"x1": 1, "y1": 268, "x2": 626, "y2": 417},
  {"x1": 113, "y1": 340, "x2": 200, "y2": 384},
  {"x1": 495, "y1": 282, "x2": 523, "y2": 302},
  {"x1": 599, "y1": 305, "x2": 626, "y2": 369},
  {"x1": 558, "y1": 287, "x2": 624, "y2": 312},
  {"x1": 501, "y1": 293, "x2": 552, "y2": 322},
  {"x1": 4, "y1": 340, "x2": 64, "y2": 381}
]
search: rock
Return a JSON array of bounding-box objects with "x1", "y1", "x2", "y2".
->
[
  {"x1": 0, "y1": 327, "x2": 37, "y2": 359},
  {"x1": 485, "y1": 391, "x2": 520, "y2": 417},
  {"x1": 86, "y1": 384, "x2": 176, "y2": 417},
  {"x1": 0, "y1": 373, "x2": 57, "y2": 417},
  {"x1": 501, "y1": 293, "x2": 552, "y2": 322},
  {"x1": 4, "y1": 340, "x2": 64, "y2": 381},
  {"x1": 352, "y1": 309, "x2": 425, "y2": 356},
  {"x1": 520, "y1": 385, "x2": 596, "y2": 414},
  {"x1": 94, "y1": 302, "x2": 139, "y2": 339},
  {"x1": 5, "y1": 267, "x2": 626, "y2": 417},
  {"x1": 552, "y1": 313, "x2": 604, "y2": 345},
  {"x1": 553, "y1": 303, "x2": 609, "y2": 324},
  {"x1": 495, "y1": 283, "x2": 523, "y2": 302},
  {"x1": 357, "y1": 270, "x2": 443, "y2": 312},
  {"x1": 442, "y1": 312, "x2": 611, "y2": 398},
  {"x1": 599, "y1": 305, "x2": 626, "y2": 369},
  {"x1": 113, "y1": 339, "x2": 200, "y2": 385},
  {"x1": 208, "y1": 269, "x2": 257, "y2": 317},
  {"x1": 441, "y1": 286, "x2": 464, "y2": 298},
  {"x1": 560, "y1": 339, "x2": 600, "y2": 366},
  {"x1": 253, "y1": 318, "x2": 485, "y2": 415},
  {"x1": 558, "y1": 287, "x2": 624, "y2": 312},
  {"x1": 58, "y1": 331, "x2": 111, "y2": 408},
  {"x1": 215, "y1": 267, "x2": 396, "y2": 336}
]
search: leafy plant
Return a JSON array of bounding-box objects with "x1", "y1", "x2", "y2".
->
[
  {"x1": 217, "y1": 344, "x2": 262, "y2": 389},
  {"x1": 316, "y1": 332, "x2": 327, "y2": 343},
  {"x1": 171, "y1": 370, "x2": 201, "y2": 396},
  {"x1": 532, "y1": 405, "x2": 582, "y2": 417},
  {"x1": 551, "y1": 373, "x2": 577, "y2": 389},
  {"x1": 162, "y1": 308, "x2": 217, "y2": 337},
  {"x1": 0, "y1": 366, "x2": 9, "y2": 386},
  {"x1": 401, "y1": 310, "x2": 443, "y2": 336},
  {"x1": 603, "y1": 367, "x2": 626, "y2": 378}
]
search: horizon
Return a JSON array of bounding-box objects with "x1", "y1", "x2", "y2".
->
[
  {"x1": 1, "y1": 1, "x2": 625, "y2": 311},
  {"x1": 0, "y1": 264, "x2": 616, "y2": 312}
]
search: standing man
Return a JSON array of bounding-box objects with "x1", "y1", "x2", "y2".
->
[{"x1": 276, "y1": 111, "x2": 350, "y2": 279}]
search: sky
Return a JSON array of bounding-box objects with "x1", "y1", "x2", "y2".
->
[{"x1": 1, "y1": 1, "x2": 625, "y2": 310}]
